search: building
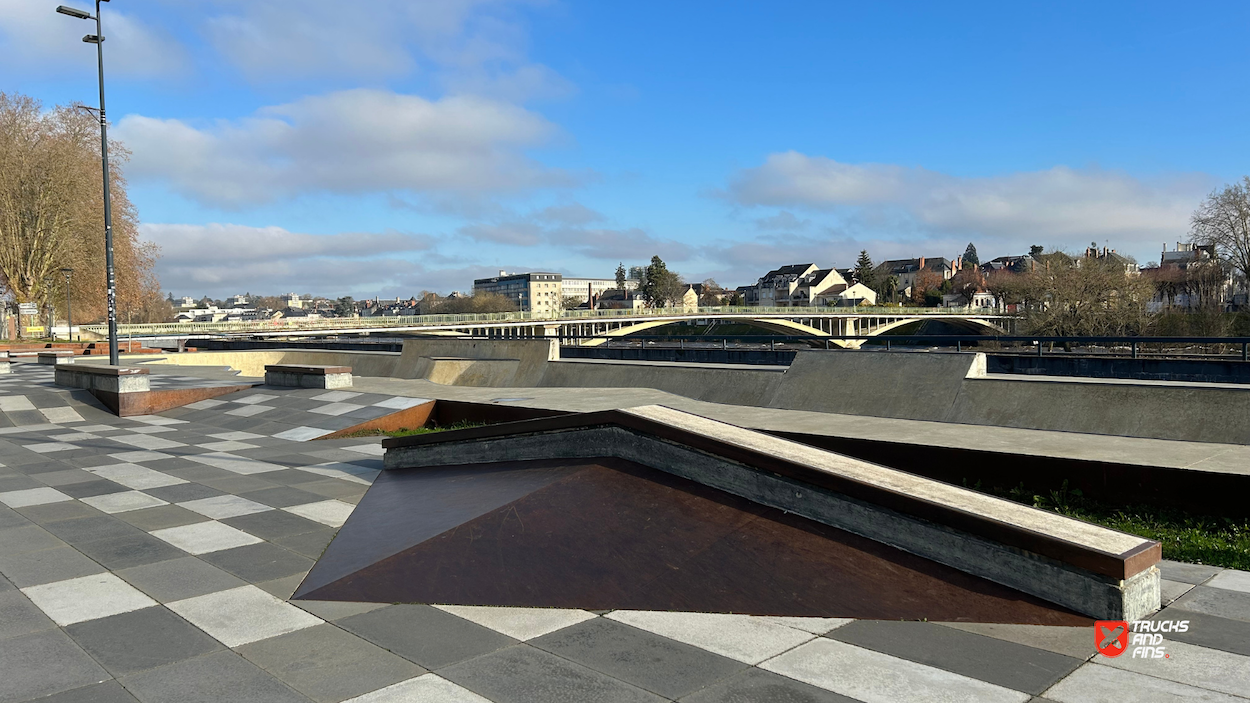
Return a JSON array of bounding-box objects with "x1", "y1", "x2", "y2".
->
[
  {"x1": 561, "y1": 277, "x2": 638, "y2": 306},
  {"x1": 980, "y1": 255, "x2": 1038, "y2": 275},
  {"x1": 473, "y1": 271, "x2": 563, "y2": 315},
  {"x1": 597, "y1": 288, "x2": 646, "y2": 310},
  {"x1": 1083, "y1": 246, "x2": 1139, "y2": 275},
  {"x1": 873, "y1": 257, "x2": 955, "y2": 298},
  {"x1": 746, "y1": 264, "x2": 850, "y2": 307},
  {"x1": 284, "y1": 294, "x2": 304, "y2": 310}
]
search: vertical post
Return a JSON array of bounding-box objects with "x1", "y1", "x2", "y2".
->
[
  {"x1": 1243, "y1": 342, "x2": 1248, "y2": 362},
  {"x1": 95, "y1": 1, "x2": 119, "y2": 364},
  {"x1": 1131, "y1": 341, "x2": 1138, "y2": 359}
]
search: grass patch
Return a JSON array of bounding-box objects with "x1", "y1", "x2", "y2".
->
[
  {"x1": 339, "y1": 421, "x2": 486, "y2": 439},
  {"x1": 979, "y1": 480, "x2": 1250, "y2": 570}
]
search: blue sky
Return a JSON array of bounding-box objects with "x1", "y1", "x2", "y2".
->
[{"x1": 2, "y1": 0, "x2": 1247, "y2": 298}]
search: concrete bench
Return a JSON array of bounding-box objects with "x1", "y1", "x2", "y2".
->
[
  {"x1": 37, "y1": 350, "x2": 75, "y2": 365},
  {"x1": 265, "y1": 364, "x2": 353, "y2": 389},
  {"x1": 0, "y1": 351, "x2": 10, "y2": 374},
  {"x1": 55, "y1": 364, "x2": 150, "y2": 394},
  {"x1": 383, "y1": 404, "x2": 1161, "y2": 620}
]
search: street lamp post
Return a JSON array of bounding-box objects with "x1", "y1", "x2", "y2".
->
[
  {"x1": 62, "y1": 268, "x2": 75, "y2": 342},
  {"x1": 43, "y1": 276, "x2": 54, "y2": 339},
  {"x1": 57, "y1": 1, "x2": 118, "y2": 364}
]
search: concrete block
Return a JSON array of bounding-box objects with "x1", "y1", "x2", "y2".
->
[
  {"x1": 264, "y1": 364, "x2": 353, "y2": 389},
  {"x1": 37, "y1": 351, "x2": 75, "y2": 365},
  {"x1": 55, "y1": 365, "x2": 150, "y2": 394}
]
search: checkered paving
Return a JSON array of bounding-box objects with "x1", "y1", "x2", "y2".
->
[{"x1": 0, "y1": 370, "x2": 1247, "y2": 701}]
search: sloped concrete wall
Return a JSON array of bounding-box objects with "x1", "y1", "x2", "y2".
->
[
  {"x1": 539, "y1": 359, "x2": 785, "y2": 406},
  {"x1": 129, "y1": 350, "x2": 402, "y2": 377},
  {"x1": 396, "y1": 338, "x2": 556, "y2": 386}
]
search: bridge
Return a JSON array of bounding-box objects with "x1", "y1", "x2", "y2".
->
[{"x1": 84, "y1": 306, "x2": 1011, "y2": 349}]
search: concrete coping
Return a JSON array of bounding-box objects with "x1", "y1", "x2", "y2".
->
[
  {"x1": 37, "y1": 350, "x2": 75, "y2": 364},
  {"x1": 37, "y1": 350, "x2": 76, "y2": 357},
  {"x1": 58, "y1": 364, "x2": 149, "y2": 376},
  {"x1": 385, "y1": 404, "x2": 1160, "y2": 582},
  {"x1": 264, "y1": 364, "x2": 352, "y2": 375}
]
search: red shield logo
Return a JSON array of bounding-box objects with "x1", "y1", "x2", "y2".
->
[{"x1": 1095, "y1": 620, "x2": 1129, "y2": 657}]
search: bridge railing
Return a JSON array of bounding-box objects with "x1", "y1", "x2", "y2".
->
[{"x1": 83, "y1": 305, "x2": 1005, "y2": 336}]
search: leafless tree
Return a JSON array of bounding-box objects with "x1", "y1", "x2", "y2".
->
[{"x1": 1191, "y1": 177, "x2": 1250, "y2": 281}]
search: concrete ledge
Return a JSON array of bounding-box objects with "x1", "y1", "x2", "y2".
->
[
  {"x1": 37, "y1": 350, "x2": 75, "y2": 365},
  {"x1": 55, "y1": 364, "x2": 150, "y2": 394},
  {"x1": 383, "y1": 405, "x2": 1161, "y2": 620},
  {"x1": 0, "y1": 351, "x2": 10, "y2": 374},
  {"x1": 264, "y1": 364, "x2": 353, "y2": 389}
]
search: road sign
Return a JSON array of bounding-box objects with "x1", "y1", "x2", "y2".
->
[
  {"x1": 18, "y1": 303, "x2": 37, "y2": 315},
  {"x1": 24, "y1": 326, "x2": 44, "y2": 334}
]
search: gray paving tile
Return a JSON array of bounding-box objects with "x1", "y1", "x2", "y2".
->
[
  {"x1": 1150, "y1": 609, "x2": 1250, "y2": 656},
  {"x1": 222, "y1": 509, "x2": 325, "y2": 540},
  {"x1": 271, "y1": 527, "x2": 336, "y2": 559},
  {"x1": 291, "y1": 599, "x2": 387, "y2": 621},
  {"x1": 36, "y1": 468, "x2": 101, "y2": 487},
  {"x1": 1170, "y1": 585, "x2": 1250, "y2": 623},
  {"x1": 257, "y1": 468, "x2": 329, "y2": 486},
  {"x1": 0, "y1": 544, "x2": 104, "y2": 587},
  {"x1": 142, "y1": 482, "x2": 227, "y2": 503},
  {"x1": 827, "y1": 620, "x2": 1081, "y2": 695},
  {"x1": 0, "y1": 628, "x2": 111, "y2": 702},
  {"x1": 339, "y1": 604, "x2": 517, "y2": 669},
  {"x1": 0, "y1": 588, "x2": 56, "y2": 640},
  {"x1": 257, "y1": 573, "x2": 309, "y2": 600},
  {"x1": 441, "y1": 643, "x2": 665, "y2": 703},
  {"x1": 1159, "y1": 560, "x2": 1222, "y2": 585},
  {"x1": 1161, "y1": 578, "x2": 1194, "y2": 606},
  {"x1": 239, "y1": 485, "x2": 329, "y2": 508},
  {"x1": 531, "y1": 617, "x2": 746, "y2": 699},
  {"x1": 678, "y1": 666, "x2": 859, "y2": 702},
  {"x1": 115, "y1": 504, "x2": 210, "y2": 531},
  {"x1": 297, "y1": 478, "x2": 367, "y2": 502},
  {"x1": 120, "y1": 649, "x2": 311, "y2": 703},
  {"x1": 14, "y1": 499, "x2": 102, "y2": 524},
  {"x1": 116, "y1": 555, "x2": 247, "y2": 603},
  {"x1": 42, "y1": 514, "x2": 145, "y2": 546},
  {"x1": 0, "y1": 474, "x2": 43, "y2": 491},
  {"x1": 238, "y1": 623, "x2": 425, "y2": 703},
  {"x1": 161, "y1": 464, "x2": 236, "y2": 483},
  {"x1": 936, "y1": 622, "x2": 1095, "y2": 660},
  {"x1": 74, "y1": 531, "x2": 187, "y2": 570},
  {"x1": 0, "y1": 523, "x2": 64, "y2": 557},
  {"x1": 58, "y1": 478, "x2": 129, "y2": 499},
  {"x1": 200, "y1": 541, "x2": 314, "y2": 583},
  {"x1": 196, "y1": 474, "x2": 281, "y2": 494},
  {"x1": 0, "y1": 504, "x2": 28, "y2": 529},
  {"x1": 66, "y1": 605, "x2": 224, "y2": 676},
  {"x1": 34, "y1": 680, "x2": 140, "y2": 703}
]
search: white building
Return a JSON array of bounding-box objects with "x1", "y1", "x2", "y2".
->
[{"x1": 561, "y1": 277, "x2": 638, "y2": 305}]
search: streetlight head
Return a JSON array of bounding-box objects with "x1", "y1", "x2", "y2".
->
[
  {"x1": 82, "y1": 34, "x2": 103, "y2": 44},
  {"x1": 56, "y1": 5, "x2": 92, "y2": 20},
  {"x1": 61, "y1": 268, "x2": 74, "y2": 274}
]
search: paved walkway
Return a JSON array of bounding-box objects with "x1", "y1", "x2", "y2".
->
[{"x1": 0, "y1": 363, "x2": 1247, "y2": 702}]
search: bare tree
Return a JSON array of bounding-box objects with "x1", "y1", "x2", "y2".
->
[{"x1": 1191, "y1": 177, "x2": 1250, "y2": 281}]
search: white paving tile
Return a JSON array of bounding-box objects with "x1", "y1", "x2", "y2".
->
[
  {"x1": 607, "y1": 611, "x2": 815, "y2": 664},
  {"x1": 342, "y1": 674, "x2": 491, "y2": 703},
  {"x1": 761, "y1": 616, "x2": 854, "y2": 635},
  {"x1": 283, "y1": 500, "x2": 354, "y2": 528},
  {"x1": 127, "y1": 425, "x2": 178, "y2": 435},
  {"x1": 226, "y1": 404, "x2": 273, "y2": 417},
  {"x1": 87, "y1": 463, "x2": 187, "y2": 490},
  {"x1": 80, "y1": 491, "x2": 169, "y2": 514},
  {"x1": 167, "y1": 585, "x2": 321, "y2": 647},
  {"x1": 23, "y1": 442, "x2": 77, "y2": 454},
  {"x1": 178, "y1": 495, "x2": 273, "y2": 519},
  {"x1": 1099, "y1": 640, "x2": 1250, "y2": 698},
  {"x1": 762, "y1": 638, "x2": 1031, "y2": 703},
  {"x1": 0, "y1": 423, "x2": 60, "y2": 434},
  {"x1": 184, "y1": 398, "x2": 229, "y2": 410},
  {"x1": 111, "y1": 433, "x2": 187, "y2": 450},
  {"x1": 108, "y1": 450, "x2": 175, "y2": 463},
  {"x1": 1046, "y1": 663, "x2": 1248, "y2": 703},
  {"x1": 373, "y1": 396, "x2": 432, "y2": 410},
  {"x1": 0, "y1": 395, "x2": 35, "y2": 411},
  {"x1": 344, "y1": 444, "x2": 386, "y2": 456},
  {"x1": 197, "y1": 440, "x2": 259, "y2": 452},
  {"x1": 273, "y1": 426, "x2": 335, "y2": 442},
  {"x1": 209, "y1": 431, "x2": 265, "y2": 441},
  {"x1": 0, "y1": 487, "x2": 73, "y2": 508},
  {"x1": 187, "y1": 452, "x2": 286, "y2": 475},
  {"x1": 49, "y1": 432, "x2": 100, "y2": 442},
  {"x1": 311, "y1": 391, "x2": 362, "y2": 402},
  {"x1": 309, "y1": 402, "x2": 365, "y2": 416},
  {"x1": 435, "y1": 605, "x2": 597, "y2": 641},
  {"x1": 1206, "y1": 569, "x2": 1250, "y2": 595},
  {"x1": 22, "y1": 573, "x2": 157, "y2": 626},
  {"x1": 129, "y1": 416, "x2": 188, "y2": 426},
  {"x1": 150, "y1": 521, "x2": 263, "y2": 555},
  {"x1": 39, "y1": 407, "x2": 85, "y2": 424},
  {"x1": 233, "y1": 394, "x2": 281, "y2": 405},
  {"x1": 74, "y1": 424, "x2": 117, "y2": 433},
  {"x1": 297, "y1": 462, "x2": 378, "y2": 485}
]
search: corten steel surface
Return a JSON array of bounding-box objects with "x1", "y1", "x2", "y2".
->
[
  {"x1": 93, "y1": 383, "x2": 257, "y2": 416},
  {"x1": 431, "y1": 399, "x2": 571, "y2": 427},
  {"x1": 295, "y1": 457, "x2": 1090, "y2": 625},
  {"x1": 318, "y1": 400, "x2": 437, "y2": 440},
  {"x1": 382, "y1": 411, "x2": 1160, "y2": 581}
]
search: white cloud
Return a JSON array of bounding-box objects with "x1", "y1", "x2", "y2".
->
[
  {"x1": 753, "y1": 210, "x2": 811, "y2": 231},
  {"x1": 140, "y1": 222, "x2": 438, "y2": 297},
  {"x1": 727, "y1": 151, "x2": 1211, "y2": 248},
  {"x1": 116, "y1": 89, "x2": 572, "y2": 207},
  {"x1": 0, "y1": 0, "x2": 187, "y2": 78}
]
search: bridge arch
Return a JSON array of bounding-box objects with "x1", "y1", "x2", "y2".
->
[
  {"x1": 574, "y1": 316, "x2": 855, "y2": 347},
  {"x1": 864, "y1": 316, "x2": 1006, "y2": 338}
]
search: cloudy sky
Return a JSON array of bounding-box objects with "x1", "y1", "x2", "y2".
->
[{"x1": 2, "y1": 1, "x2": 1246, "y2": 298}]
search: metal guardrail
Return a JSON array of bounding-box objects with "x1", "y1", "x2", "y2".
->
[{"x1": 82, "y1": 305, "x2": 1007, "y2": 336}]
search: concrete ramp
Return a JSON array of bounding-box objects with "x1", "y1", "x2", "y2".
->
[{"x1": 397, "y1": 338, "x2": 556, "y2": 386}]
